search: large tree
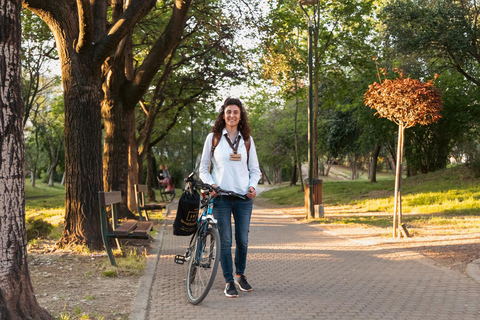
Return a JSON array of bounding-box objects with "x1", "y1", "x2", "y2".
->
[
  {"x1": 22, "y1": 0, "x2": 191, "y2": 249},
  {"x1": 383, "y1": 0, "x2": 480, "y2": 87},
  {"x1": 0, "y1": 0, "x2": 52, "y2": 318}
]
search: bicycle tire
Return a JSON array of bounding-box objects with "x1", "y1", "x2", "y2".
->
[{"x1": 186, "y1": 225, "x2": 220, "y2": 305}]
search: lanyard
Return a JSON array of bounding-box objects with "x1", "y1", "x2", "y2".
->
[{"x1": 224, "y1": 133, "x2": 241, "y2": 154}]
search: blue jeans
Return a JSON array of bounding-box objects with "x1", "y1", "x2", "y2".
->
[{"x1": 213, "y1": 196, "x2": 253, "y2": 283}]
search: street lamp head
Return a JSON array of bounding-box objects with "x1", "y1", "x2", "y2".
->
[{"x1": 299, "y1": 0, "x2": 318, "y2": 5}]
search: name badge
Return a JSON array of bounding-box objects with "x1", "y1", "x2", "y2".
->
[{"x1": 230, "y1": 153, "x2": 242, "y2": 161}]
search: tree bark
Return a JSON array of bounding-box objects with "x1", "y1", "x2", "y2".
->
[
  {"x1": 102, "y1": 55, "x2": 135, "y2": 219},
  {"x1": 59, "y1": 71, "x2": 105, "y2": 249},
  {"x1": 127, "y1": 111, "x2": 139, "y2": 212},
  {"x1": 102, "y1": 97, "x2": 135, "y2": 218},
  {"x1": 0, "y1": 0, "x2": 52, "y2": 317}
]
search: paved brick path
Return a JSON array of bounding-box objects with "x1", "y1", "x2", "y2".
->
[{"x1": 143, "y1": 205, "x2": 480, "y2": 319}]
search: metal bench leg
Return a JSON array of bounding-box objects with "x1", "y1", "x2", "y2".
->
[
  {"x1": 98, "y1": 197, "x2": 117, "y2": 266},
  {"x1": 104, "y1": 237, "x2": 117, "y2": 266}
]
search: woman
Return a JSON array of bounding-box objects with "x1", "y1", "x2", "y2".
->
[{"x1": 199, "y1": 97, "x2": 261, "y2": 298}]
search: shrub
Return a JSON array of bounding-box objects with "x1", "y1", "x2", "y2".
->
[{"x1": 26, "y1": 217, "x2": 54, "y2": 241}]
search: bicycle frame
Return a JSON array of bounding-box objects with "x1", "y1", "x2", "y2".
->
[{"x1": 189, "y1": 191, "x2": 216, "y2": 260}]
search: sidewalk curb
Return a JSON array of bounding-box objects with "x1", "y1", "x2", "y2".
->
[
  {"x1": 129, "y1": 201, "x2": 175, "y2": 320},
  {"x1": 467, "y1": 258, "x2": 480, "y2": 284}
]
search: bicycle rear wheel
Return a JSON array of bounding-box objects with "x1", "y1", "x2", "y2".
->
[{"x1": 186, "y1": 225, "x2": 220, "y2": 305}]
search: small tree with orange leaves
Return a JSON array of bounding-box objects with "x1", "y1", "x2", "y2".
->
[{"x1": 364, "y1": 68, "x2": 442, "y2": 237}]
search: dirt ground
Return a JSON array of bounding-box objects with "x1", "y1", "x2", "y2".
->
[
  {"x1": 29, "y1": 201, "x2": 480, "y2": 319},
  {"x1": 28, "y1": 236, "x2": 155, "y2": 319}
]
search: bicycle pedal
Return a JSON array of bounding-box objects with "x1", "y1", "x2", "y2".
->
[{"x1": 174, "y1": 255, "x2": 186, "y2": 265}]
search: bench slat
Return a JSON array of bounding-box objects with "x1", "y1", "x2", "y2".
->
[
  {"x1": 111, "y1": 220, "x2": 138, "y2": 237},
  {"x1": 99, "y1": 191, "x2": 122, "y2": 206},
  {"x1": 132, "y1": 221, "x2": 153, "y2": 237},
  {"x1": 136, "y1": 184, "x2": 149, "y2": 193}
]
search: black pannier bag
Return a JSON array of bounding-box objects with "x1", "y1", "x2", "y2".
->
[{"x1": 173, "y1": 189, "x2": 200, "y2": 236}]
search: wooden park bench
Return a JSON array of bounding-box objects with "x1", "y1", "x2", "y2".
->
[
  {"x1": 134, "y1": 184, "x2": 165, "y2": 221},
  {"x1": 98, "y1": 191, "x2": 154, "y2": 266}
]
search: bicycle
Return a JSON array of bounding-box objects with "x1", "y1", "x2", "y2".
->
[{"x1": 174, "y1": 172, "x2": 246, "y2": 305}]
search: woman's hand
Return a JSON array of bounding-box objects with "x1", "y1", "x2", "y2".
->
[
  {"x1": 210, "y1": 184, "x2": 219, "y2": 197},
  {"x1": 247, "y1": 186, "x2": 256, "y2": 199}
]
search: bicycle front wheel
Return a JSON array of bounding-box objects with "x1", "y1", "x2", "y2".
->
[{"x1": 186, "y1": 225, "x2": 220, "y2": 305}]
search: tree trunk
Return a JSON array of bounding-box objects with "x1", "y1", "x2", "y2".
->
[
  {"x1": 31, "y1": 164, "x2": 37, "y2": 187},
  {"x1": 289, "y1": 163, "x2": 297, "y2": 186},
  {"x1": 102, "y1": 81, "x2": 136, "y2": 219},
  {"x1": 260, "y1": 165, "x2": 271, "y2": 185},
  {"x1": 348, "y1": 153, "x2": 358, "y2": 180},
  {"x1": 146, "y1": 150, "x2": 157, "y2": 202},
  {"x1": 393, "y1": 124, "x2": 405, "y2": 237},
  {"x1": 48, "y1": 167, "x2": 55, "y2": 186},
  {"x1": 31, "y1": 128, "x2": 41, "y2": 187},
  {"x1": 127, "y1": 112, "x2": 139, "y2": 212},
  {"x1": 369, "y1": 143, "x2": 381, "y2": 183},
  {"x1": 324, "y1": 157, "x2": 334, "y2": 176},
  {"x1": 294, "y1": 76, "x2": 304, "y2": 191},
  {"x1": 47, "y1": 137, "x2": 61, "y2": 187},
  {"x1": 58, "y1": 72, "x2": 105, "y2": 249},
  {"x1": 0, "y1": 1, "x2": 52, "y2": 317},
  {"x1": 273, "y1": 168, "x2": 282, "y2": 184}
]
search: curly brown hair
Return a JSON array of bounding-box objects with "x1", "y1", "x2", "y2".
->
[{"x1": 212, "y1": 97, "x2": 251, "y2": 140}]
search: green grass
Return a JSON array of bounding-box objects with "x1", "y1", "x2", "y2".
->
[
  {"x1": 25, "y1": 182, "x2": 66, "y2": 240},
  {"x1": 260, "y1": 165, "x2": 480, "y2": 230},
  {"x1": 101, "y1": 248, "x2": 147, "y2": 277}
]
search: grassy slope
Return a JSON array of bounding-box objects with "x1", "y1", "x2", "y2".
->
[{"x1": 260, "y1": 165, "x2": 480, "y2": 231}]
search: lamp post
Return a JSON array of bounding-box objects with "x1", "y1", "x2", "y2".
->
[
  {"x1": 190, "y1": 110, "x2": 194, "y2": 172},
  {"x1": 299, "y1": 0, "x2": 317, "y2": 219}
]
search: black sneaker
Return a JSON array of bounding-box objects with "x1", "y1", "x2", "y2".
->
[
  {"x1": 224, "y1": 282, "x2": 238, "y2": 298},
  {"x1": 235, "y1": 275, "x2": 253, "y2": 292}
]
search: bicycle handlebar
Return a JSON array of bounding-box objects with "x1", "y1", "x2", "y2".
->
[{"x1": 184, "y1": 172, "x2": 246, "y2": 200}]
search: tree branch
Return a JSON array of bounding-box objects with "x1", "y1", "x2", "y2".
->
[
  {"x1": 93, "y1": 0, "x2": 156, "y2": 65},
  {"x1": 92, "y1": 0, "x2": 107, "y2": 43},
  {"x1": 76, "y1": 0, "x2": 94, "y2": 52},
  {"x1": 447, "y1": 49, "x2": 480, "y2": 86},
  {"x1": 125, "y1": 0, "x2": 192, "y2": 110},
  {"x1": 148, "y1": 104, "x2": 186, "y2": 148}
]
